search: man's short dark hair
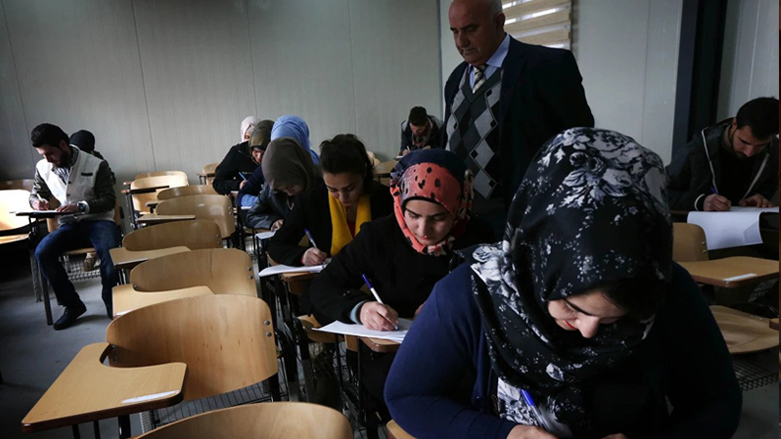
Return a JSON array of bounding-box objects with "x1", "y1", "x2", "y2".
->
[
  {"x1": 31, "y1": 123, "x2": 68, "y2": 148},
  {"x1": 408, "y1": 107, "x2": 429, "y2": 127},
  {"x1": 735, "y1": 97, "x2": 779, "y2": 140},
  {"x1": 69, "y1": 130, "x2": 95, "y2": 153}
]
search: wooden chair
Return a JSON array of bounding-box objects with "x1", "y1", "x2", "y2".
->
[
  {"x1": 157, "y1": 184, "x2": 217, "y2": 201},
  {"x1": 196, "y1": 162, "x2": 219, "y2": 185},
  {"x1": 122, "y1": 219, "x2": 221, "y2": 251},
  {"x1": 155, "y1": 194, "x2": 235, "y2": 242},
  {"x1": 0, "y1": 179, "x2": 35, "y2": 191},
  {"x1": 672, "y1": 223, "x2": 708, "y2": 262},
  {"x1": 128, "y1": 173, "x2": 190, "y2": 216},
  {"x1": 386, "y1": 420, "x2": 417, "y2": 439},
  {"x1": 134, "y1": 402, "x2": 352, "y2": 439},
  {"x1": 113, "y1": 248, "x2": 256, "y2": 316},
  {"x1": 0, "y1": 189, "x2": 32, "y2": 241},
  {"x1": 108, "y1": 295, "x2": 280, "y2": 432}
]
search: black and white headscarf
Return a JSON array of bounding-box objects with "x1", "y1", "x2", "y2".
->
[{"x1": 467, "y1": 128, "x2": 672, "y2": 437}]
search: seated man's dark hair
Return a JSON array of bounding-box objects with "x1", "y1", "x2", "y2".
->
[
  {"x1": 319, "y1": 134, "x2": 374, "y2": 194},
  {"x1": 735, "y1": 97, "x2": 779, "y2": 140},
  {"x1": 31, "y1": 123, "x2": 69, "y2": 148},
  {"x1": 408, "y1": 107, "x2": 429, "y2": 127}
]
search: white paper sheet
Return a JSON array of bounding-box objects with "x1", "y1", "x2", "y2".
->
[
  {"x1": 258, "y1": 263, "x2": 326, "y2": 277},
  {"x1": 12, "y1": 210, "x2": 64, "y2": 215},
  {"x1": 687, "y1": 210, "x2": 771, "y2": 250},
  {"x1": 729, "y1": 206, "x2": 779, "y2": 213},
  {"x1": 313, "y1": 319, "x2": 413, "y2": 343},
  {"x1": 255, "y1": 230, "x2": 277, "y2": 240}
]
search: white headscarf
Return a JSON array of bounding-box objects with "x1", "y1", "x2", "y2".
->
[{"x1": 240, "y1": 116, "x2": 261, "y2": 142}]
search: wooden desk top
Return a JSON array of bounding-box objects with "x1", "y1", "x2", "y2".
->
[
  {"x1": 121, "y1": 185, "x2": 170, "y2": 195},
  {"x1": 22, "y1": 342, "x2": 186, "y2": 432},
  {"x1": 386, "y1": 419, "x2": 416, "y2": 439},
  {"x1": 678, "y1": 256, "x2": 779, "y2": 288},
  {"x1": 195, "y1": 171, "x2": 216, "y2": 177},
  {"x1": 373, "y1": 160, "x2": 398, "y2": 177},
  {"x1": 113, "y1": 285, "x2": 214, "y2": 317},
  {"x1": 109, "y1": 246, "x2": 191, "y2": 271},
  {"x1": 361, "y1": 336, "x2": 400, "y2": 353},
  {"x1": 710, "y1": 306, "x2": 779, "y2": 354},
  {"x1": 280, "y1": 272, "x2": 319, "y2": 296},
  {"x1": 0, "y1": 234, "x2": 28, "y2": 245},
  {"x1": 136, "y1": 214, "x2": 196, "y2": 225}
]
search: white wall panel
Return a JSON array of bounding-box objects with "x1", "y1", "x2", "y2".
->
[
  {"x1": 349, "y1": 0, "x2": 442, "y2": 160},
  {"x1": 717, "y1": 0, "x2": 779, "y2": 119},
  {"x1": 440, "y1": 0, "x2": 462, "y2": 113},
  {"x1": 0, "y1": 1, "x2": 35, "y2": 180},
  {"x1": 2, "y1": 0, "x2": 154, "y2": 185},
  {"x1": 133, "y1": 0, "x2": 257, "y2": 177},
  {"x1": 248, "y1": 0, "x2": 355, "y2": 155}
]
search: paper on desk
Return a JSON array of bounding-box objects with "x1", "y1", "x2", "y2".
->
[
  {"x1": 687, "y1": 210, "x2": 770, "y2": 250},
  {"x1": 729, "y1": 206, "x2": 779, "y2": 213},
  {"x1": 258, "y1": 263, "x2": 326, "y2": 277},
  {"x1": 12, "y1": 210, "x2": 64, "y2": 215},
  {"x1": 255, "y1": 230, "x2": 277, "y2": 240},
  {"x1": 314, "y1": 319, "x2": 413, "y2": 343}
]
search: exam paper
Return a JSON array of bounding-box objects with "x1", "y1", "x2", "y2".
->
[
  {"x1": 314, "y1": 318, "x2": 413, "y2": 343},
  {"x1": 258, "y1": 263, "x2": 326, "y2": 277},
  {"x1": 255, "y1": 230, "x2": 277, "y2": 240},
  {"x1": 687, "y1": 208, "x2": 776, "y2": 250}
]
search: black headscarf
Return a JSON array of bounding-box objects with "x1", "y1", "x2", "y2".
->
[{"x1": 466, "y1": 128, "x2": 671, "y2": 436}]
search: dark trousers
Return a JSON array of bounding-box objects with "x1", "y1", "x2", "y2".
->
[{"x1": 34, "y1": 220, "x2": 121, "y2": 310}]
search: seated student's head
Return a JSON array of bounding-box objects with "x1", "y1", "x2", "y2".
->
[
  {"x1": 31, "y1": 123, "x2": 71, "y2": 167},
  {"x1": 408, "y1": 106, "x2": 430, "y2": 137},
  {"x1": 240, "y1": 116, "x2": 260, "y2": 142},
  {"x1": 729, "y1": 97, "x2": 779, "y2": 159},
  {"x1": 319, "y1": 134, "x2": 375, "y2": 209},
  {"x1": 271, "y1": 115, "x2": 311, "y2": 151},
  {"x1": 390, "y1": 149, "x2": 473, "y2": 255},
  {"x1": 261, "y1": 137, "x2": 318, "y2": 197},
  {"x1": 69, "y1": 130, "x2": 96, "y2": 154},
  {"x1": 249, "y1": 119, "x2": 275, "y2": 165},
  {"x1": 471, "y1": 128, "x2": 671, "y2": 405}
]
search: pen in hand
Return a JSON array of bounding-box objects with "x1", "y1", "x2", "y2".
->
[
  {"x1": 521, "y1": 389, "x2": 552, "y2": 432},
  {"x1": 361, "y1": 273, "x2": 398, "y2": 331},
  {"x1": 304, "y1": 228, "x2": 318, "y2": 250}
]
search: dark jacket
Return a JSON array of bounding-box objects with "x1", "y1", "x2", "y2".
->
[
  {"x1": 385, "y1": 263, "x2": 742, "y2": 439},
  {"x1": 443, "y1": 37, "x2": 594, "y2": 208},
  {"x1": 268, "y1": 181, "x2": 393, "y2": 266},
  {"x1": 666, "y1": 118, "x2": 779, "y2": 211},
  {"x1": 244, "y1": 184, "x2": 295, "y2": 230},
  {"x1": 399, "y1": 115, "x2": 444, "y2": 155},
  {"x1": 308, "y1": 215, "x2": 494, "y2": 325},
  {"x1": 213, "y1": 141, "x2": 261, "y2": 194}
]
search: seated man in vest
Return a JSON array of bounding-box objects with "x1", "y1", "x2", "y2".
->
[
  {"x1": 399, "y1": 106, "x2": 443, "y2": 156},
  {"x1": 29, "y1": 123, "x2": 121, "y2": 330},
  {"x1": 667, "y1": 97, "x2": 779, "y2": 211}
]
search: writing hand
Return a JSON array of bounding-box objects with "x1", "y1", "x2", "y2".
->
[
  {"x1": 360, "y1": 302, "x2": 399, "y2": 331},
  {"x1": 32, "y1": 199, "x2": 49, "y2": 211},
  {"x1": 506, "y1": 425, "x2": 560, "y2": 439},
  {"x1": 704, "y1": 194, "x2": 731, "y2": 211},
  {"x1": 301, "y1": 247, "x2": 327, "y2": 266}
]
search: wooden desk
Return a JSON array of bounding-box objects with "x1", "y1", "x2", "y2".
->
[
  {"x1": 360, "y1": 336, "x2": 400, "y2": 353},
  {"x1": 678, "y1": 256, "x2": 779, "y2": 288},
  {"x1": 710, "y1": 306, "x2": 779, "y2": 354},
  {"x1": 136, "y1": 213, "x2": 196, "y2": 225},
  {"x1": 22, "y1": 342, "x2": 186, "y2": 433},
  {"x1": 373, "y1": 160, "x2": 398, "y2": 178},
  {"x1": 109, "y1": 246, "x2": 191, "y2": 271},
  {"x1": 121, "y1": 185, "x2": 170, "y2": 195},
  {"x1": 280, "y1": 271, "x2": 319, "y2": 295},
  {"x1": 386, "y1": 419, "x2": 417, "y2": 439},
  {"x1": 145, "y1": 200, "x2": 160, "y2": 209},
  {"x1": 113, "y1": 285, "x2": 214, "y2": 317}
]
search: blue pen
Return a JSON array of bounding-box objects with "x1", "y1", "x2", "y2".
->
[
  {"x1": 521, "y1": 389, "x2": 551, "y2": 432},
  {"x1": 239, "y1": 172, "x2": 250, "y2": 180},
  {"x1": 361, "y1": 273, "x2": 398, "y2": 330},
  {"x1": 710, "y1": 186, "x2": 719, "y2": 195},
  {"x1": 304, "y1": 228, "x2": 318, "y2": 249}
]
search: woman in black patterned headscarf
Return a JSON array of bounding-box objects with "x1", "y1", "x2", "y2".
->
[{"x1": 385, "y1": 128, "x2": 742, "y2": 439}]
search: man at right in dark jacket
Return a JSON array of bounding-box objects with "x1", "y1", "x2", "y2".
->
[
  {"x1": 443, "y1": 0, "x2": 593, "y2": 236},
  {"x1": 667, "y1": 97, "x2": 779, "y2": 212}
]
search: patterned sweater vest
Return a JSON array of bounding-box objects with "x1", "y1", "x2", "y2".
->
[{"x1": 446, "y1": 67, "x2": 503, "y2": 200}]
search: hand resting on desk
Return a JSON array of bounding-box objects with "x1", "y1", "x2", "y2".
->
[
  {"x1": 56, "y1": 203, "x2": 80, "y2": 213},
  {"x1": 739, "y1": 193, "x2": 773, "y2": 208}
]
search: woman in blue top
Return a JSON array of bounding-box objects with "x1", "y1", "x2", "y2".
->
[{"x1": 384, "y1": 128, "x2": 741, "y2": 439}]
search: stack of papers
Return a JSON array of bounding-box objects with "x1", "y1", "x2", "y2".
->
[
  {"x1": 313, "y1": 319, "x2": 413, "y2": 343},
  {"x1": 687, "y1": 207, "x2": 778, "y2": 250},
  {"x1": 258, "y1": 263, "x2": 326, "y2": 277}
]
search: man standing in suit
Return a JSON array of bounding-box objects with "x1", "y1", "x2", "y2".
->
[{"x1": 444, "y1": 0, "x2": 593, "y2": 232}]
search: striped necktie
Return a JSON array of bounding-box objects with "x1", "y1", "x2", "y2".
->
[{"x1": 472, "y1": 65, "x2": 487, "y2": 93}]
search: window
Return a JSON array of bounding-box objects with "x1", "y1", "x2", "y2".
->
[{"x1": 503, "y1": 0, "x2": 573, "y2": 49}]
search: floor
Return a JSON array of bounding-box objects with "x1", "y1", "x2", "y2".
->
[{"x1": 0, "y1": 240, "x2": 776, "y2": 439}]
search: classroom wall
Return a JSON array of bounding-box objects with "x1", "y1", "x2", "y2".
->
[
  {"x1": 0, "y1": 0, "x2": 442, "y2": 186},
  {"x1": 438, "y1": 0, "x2": 683, "y2": 164},
  {"x1": 716, "y1": 0, "x2": 779, "y2": 119}
]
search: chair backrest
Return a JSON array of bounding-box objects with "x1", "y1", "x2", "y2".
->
[
  {"x1": 106, "y1": 295, "x2": 277, "y2": 401},
  {"x1": 202, "y1": 162, "x2": 219, "y2": 175},
  {"x1": 0, "y1": 179, "x2": 34, "y2": 191},
  {"x1": 0, "y1": 190, "x2": 32, "y2": 231},
  {"x1": 134, "y1": 171, "x2": 189, "y2": 180},
  {"x1": 122, "y1": 220, "x2": 221, "y2": 251},
  {"x1": 157, "y1": 185, "x2": 218, "y2": 201},
  {"x1": 134, "y1": 402, "x2": 352, "y2": 439},
  {"x1": 155, "y1": 194, "x2": 235, "y2": 239},
  {"x1": 129, "y1": 248, "x2": 255, "y2": 296},
  {"x1": 672, "y1": 223, "x2": 709, "y2": 262},
  {"x1": 130, "y1": 173, "x2": 190, "y2": 213}
]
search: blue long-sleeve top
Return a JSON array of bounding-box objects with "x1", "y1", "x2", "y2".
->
[{"x1": 385, "y1": 263, "x2": 742, "y2": 439}]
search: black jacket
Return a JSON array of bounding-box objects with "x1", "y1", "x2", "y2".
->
[
  {"x1": 666, "y1": 118, "x2": 779, "y2": 211},
  {"x1": 399, "y1": 115, "x2": 444, "y2": 155},
  {"x1": 268, "y1": 180, "x2": 393, "y2": 266},
  {"x1": 212, "y1": 141, "x2": 260, "y2": 194},
  {"x1": 443, "y1": 37, "x2": 594, "y2": 209},
  {"x1": 244, "y1": 184, "x2": 295, "y2": 229},
  {"x1": 308, "y1": 215, "x2": 494, "y2": 325}
]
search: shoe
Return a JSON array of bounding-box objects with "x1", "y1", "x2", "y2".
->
[
  {"x1": 53, "y1": 303, "x2": 87, "y2": 330},
  {"x1": 82, "y1": 252, "x2": 99, "y2": 271}
]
